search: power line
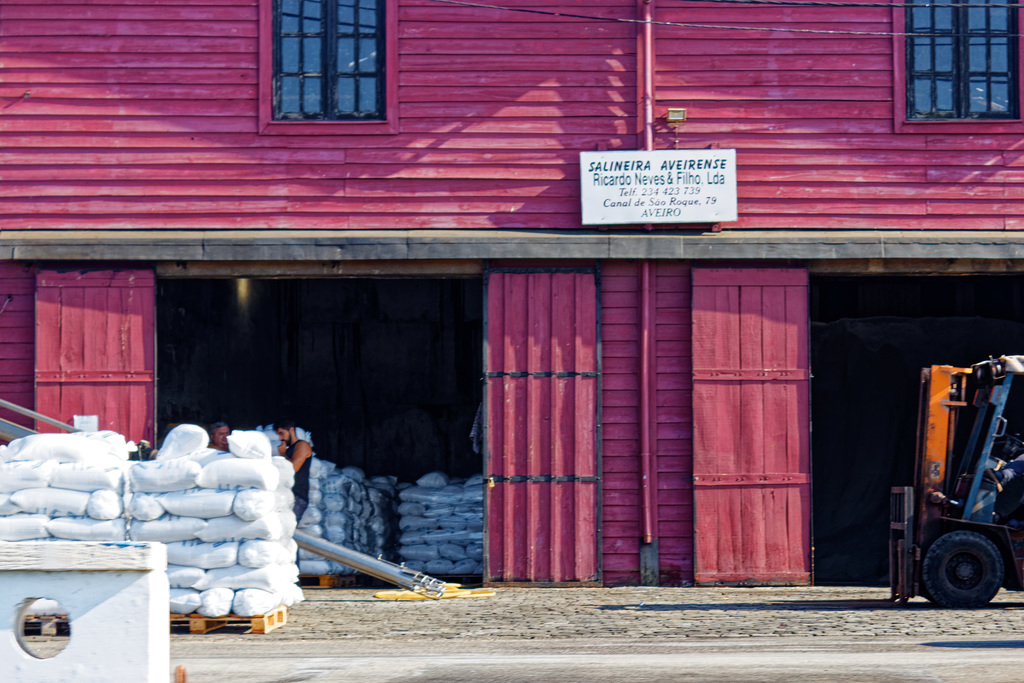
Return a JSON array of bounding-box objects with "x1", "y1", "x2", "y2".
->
[{"x1": 427, "y1": 0, "x2": 1023, "y2": 37}]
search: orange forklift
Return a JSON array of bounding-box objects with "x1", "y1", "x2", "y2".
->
[{"x1": 891, "y1": 356, "x2": 1024, "y2": 608}]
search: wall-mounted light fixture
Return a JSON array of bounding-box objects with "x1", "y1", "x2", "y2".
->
[{"x1": 665, "y1": 108, "x2": 687, "y2": 128}]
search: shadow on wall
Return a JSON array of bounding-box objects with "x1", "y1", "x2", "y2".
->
[{"x1": 811, "y1": 316, "x2": 1024, "y2": 585}]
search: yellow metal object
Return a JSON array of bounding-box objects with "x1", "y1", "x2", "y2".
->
[{"x1": 373, "y1": 584, "x2": 496, "y2": 600}]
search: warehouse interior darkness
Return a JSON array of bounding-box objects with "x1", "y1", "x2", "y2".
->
[
  {"x1": 156, "y1": 278, "x2": 484, "y2": 482},
  {"x1": 811, "y1": 274, "x2": 1024, "y2": 584}
]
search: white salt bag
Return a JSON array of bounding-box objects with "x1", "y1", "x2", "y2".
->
[
  {"x1": 11, "y1": 487, "x2": 90, "y2": 517},
  {"x1": 167, "y1": 564, "x2": 206, "y2": 589},
  {"x1": 449, "y1": 558, "x2": 480, "y2": 574},
  {"x1": 196, "y1": 514, "x2": 283, "y2": 543},
  {"x1": 232, "y1": 588, "x2": 281, "y2": 617},
  {"x1": 127, "y1": 492, "x2": 165, "y2": 521},
  {"x1": 77, "y1": 431, "x2": 131, "y2": 460},
  {"x1": 416, "y1": 471, "x2": 449, "y2": 488},
  {"x1": 232, "y1": 489, "x2": 277, "y2": 521},
  {"x1": 185, "y1": 448, "x2": 234, "y2": 468},
  {"x1": 197, "y1": 587, "x2": 235, "y2": 618},
  {"x1": 439, "y1": 543, "x2": 468, "y2": 561},
  {"x1": 237, "y1": 539, "x2": 292, "y2": 568},
  {"x1": 129, "y1": 459, "x2": 202, "y2": 493},
  {"x1": 227, "y1": 430, "x2": 272, "y2": 460},
  {"x1": 0, "y1": 460, "x2": 56, "y2": 491},
  {"x1": 0, "y1": 493, "x2": 20, "y2": 515},
  {"x1": 197, "y1": 459, "x2": 279, "y2": 491},
  {"x1": 51, "y1": 462, "x2": 125, "y2": 492},
  {"x1": 47, "y1": 516, "x2": 126, "y2": 541},
  {"x1": 2, "y1": 433, "x2": 122, "y2": 464},
  {"x1": 298, "y1": 506, "x2": 322, "y2": 526},
  {"x1": 399, "y1": 544, "x2": 439, "y2": 562},
  {"x1": 298, "y1": 559, "x2": 331, "y2": 576},
  {"x1": 0, "y1": 513, "x2": 50, "y2": 540},
  {"x1": 159, "y1": 488, "x2": 237, "y2": 518},
  {"x1": 157, "y1": 424, "x2": 209, "y2": 460},
  {"x1": 165, "y1": 540, "x2": 239, "y2": 569},
  {"x1": 86, "y1": 488, "x2": 124, "y2": 520},
  {"x1": 279, "y1": 582, "x2": 305, "y2": 607},
  {"x1": 169, "y1": 588, "x2": 202, "y2": 615},
  {"x1": 129, "y1": 515, "x2": 207, "y2": 542},
  {"x1": 271, "y1": 456, "x2": 295, "y2": 491},
  {"x1": 194, "y1": 564, "x2": 298, "y2": 592},
  {"x1": 425, "y1": 558, "x2": 455, "y2": 575}
]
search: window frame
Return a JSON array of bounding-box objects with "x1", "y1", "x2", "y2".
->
[
  {"x1": 893, "y1": 5, "x2": 1024, "y2": 133},
  {"x1": 259, "y1": 0, "x2": 399, "y2": 135}
]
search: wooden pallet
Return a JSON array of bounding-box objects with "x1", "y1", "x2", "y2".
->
[
  {"x1": 22, "y1": 616, "x2": 70, "y2": 637},
  {"x1": 170, "y1": 605, "x2": 287, "y2": 634},
  {"x1": 299, "y1": 573, "x2": 357, "y2": 588}
]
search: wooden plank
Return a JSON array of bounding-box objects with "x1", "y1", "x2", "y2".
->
[{"x1": 1, "y1": 19, "x2": 258, "y2": 37}]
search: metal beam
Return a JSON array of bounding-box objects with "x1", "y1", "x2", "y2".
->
[{"x1": 10, "y1": 229, "x2": 1024, "y2": 264}]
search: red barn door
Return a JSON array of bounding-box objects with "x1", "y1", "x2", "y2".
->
[
  {"x1": 485, "y1": 267, "x2": 601, "y2": 584},
  {"x1": 691, "y1": 267, "x2": 810, "y2": 585},
  {"x1": 35, "y1": 269, "x2": 156, "y2": 443}
]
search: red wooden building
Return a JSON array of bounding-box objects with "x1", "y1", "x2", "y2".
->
[{"x1": 3, "y1": 0, "x2": 1024, "y2": 586}]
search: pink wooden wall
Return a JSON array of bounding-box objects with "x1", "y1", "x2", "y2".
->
[
  {"x1": 651, "y1": 9, "x2": 1024, "y2": 230},
  {"x1": 0, "y1": 262, "x2": 36, "y2": 431},
  {"x1": 3, "y1": 4, "x2": 1020, "y2": 231},
  {"x1": 601, "y1": 260, "x2": 693, "y2": 586},
  {"x1": 0, "y1": 0, "x2": 636, "y2": 231}
]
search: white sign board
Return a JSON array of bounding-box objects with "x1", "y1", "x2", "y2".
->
[
  {"x1": 580, "y1": 149, "x2": 738, "y2": 225},
  {"x1": 74, "y1": 415, "x2": 99, "y2": 432}
]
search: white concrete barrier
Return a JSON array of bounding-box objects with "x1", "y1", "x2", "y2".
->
[{"x1": 0, "y1": 541, "x2": 169, "y2": 682}]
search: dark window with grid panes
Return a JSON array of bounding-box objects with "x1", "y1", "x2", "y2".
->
[
  {"x1": 906, "y1": 0, "x2": 1018, "y2": 120},
  {"x1": 274, "y1": 0, "x2": 384, "y2": 120}
]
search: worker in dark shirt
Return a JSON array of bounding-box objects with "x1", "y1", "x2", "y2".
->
[{"x1": 274, "y1": 418, "x2": 312, "y2": 523}]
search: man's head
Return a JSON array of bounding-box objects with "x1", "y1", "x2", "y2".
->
[
  {"x1": 209, "y1": 421, "x2": 230, "y2": 451},
  {"x1": 274, "y1": 418, "x2": 297, "y2": 445}
]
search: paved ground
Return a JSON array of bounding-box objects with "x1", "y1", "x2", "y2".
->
[{"x1": 168, "y1": 585, "x2": 1024, "y2": 681}]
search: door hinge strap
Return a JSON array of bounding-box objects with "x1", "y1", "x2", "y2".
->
[
  {"x1": 487, "y1": 475, "x2": 600, "y2": 484},
  {"x1": 485, "y1": 371, "x2": 598, "y2": 379}
]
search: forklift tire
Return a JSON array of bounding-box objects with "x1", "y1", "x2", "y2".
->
[{"x1": 921, "y1": 531, "x2": 1004, "y2": 608}]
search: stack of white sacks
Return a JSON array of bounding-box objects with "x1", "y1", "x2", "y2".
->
[
  {"x1": 128, "y1": 424, "x2": 303, "y2": 618},
  {"x1": 253, "y1": 424, "x2": 402, "y2": 576},
  {"x1": 396, "y1": 471, "x2": 484, "y2": 576},
  {"x1": 0, "y1": 432, "x2": 133, "y2": 544}
]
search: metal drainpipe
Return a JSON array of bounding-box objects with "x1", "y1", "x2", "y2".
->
[{"x1": 638, "y1": 0, "x2": 659, "y2": 584}]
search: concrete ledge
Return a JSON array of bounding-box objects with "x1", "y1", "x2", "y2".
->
[
  {"x1": 0, "y1": 542, "x2": 166, "y2": 572},
  {"x1": 7, "y1": 229, "x2": 1024, "y2": 262}
]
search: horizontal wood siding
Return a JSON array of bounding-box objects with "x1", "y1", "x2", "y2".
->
[
  {"x1": 2, "y1": 5, "x2": 1023, "y2": 232},
  {"x1": 0, "y1": 262, "x2": 36, "y2": 433},
  {"x1": 653, "y1": 261, "x2": 693, "y2": 585},
  {"x1": 601, "y1": 262, "x2": 642, "y2": 585},
  {"x1": 601, "y1": 260, "x2": 693, "y2": 586},
  {"x1": 652, "y1": 8, "x2": 1024, "y2": 230},
  {"x1": 0, "y1": 0, "x2": 636, "y2": 231}
]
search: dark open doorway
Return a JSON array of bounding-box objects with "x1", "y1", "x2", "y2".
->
[
  {"x1": 155, "y1": 278, "x2": 483, "y2": 480},
  {"x1": 811, "y1": 275, "x2": 1024, "y2": 584}
]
